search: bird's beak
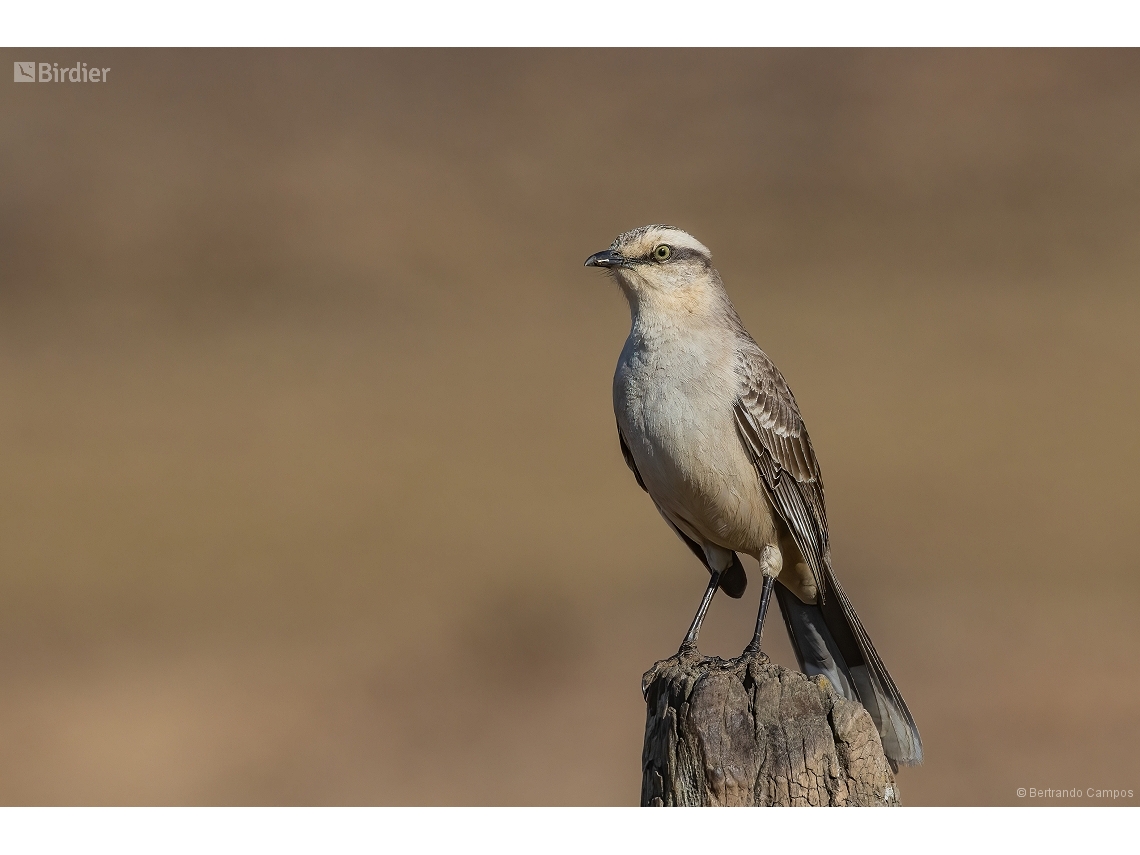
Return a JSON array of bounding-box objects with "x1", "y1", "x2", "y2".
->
[{"x1": 584, "y1": 249, "x2": 624, "y2": 268}]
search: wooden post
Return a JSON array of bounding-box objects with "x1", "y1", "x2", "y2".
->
[{"x1": 641, "y1": 650, "x2": 901, "y2": 806}]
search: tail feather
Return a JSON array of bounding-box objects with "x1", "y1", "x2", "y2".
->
[
  {"x1": 775, "y1": 578, "x2": 923, "y2": 767},
  {"x1": 774, "y1": 583, "x2": 857, "y2": 699}
]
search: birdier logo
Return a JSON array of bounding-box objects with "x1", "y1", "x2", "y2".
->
[{"x1": 13, "y1": 61, "x2": 110, "y2": 83}]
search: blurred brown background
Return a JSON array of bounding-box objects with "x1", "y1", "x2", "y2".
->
[{"x1": 0, "y1": 49, "x2": 1137, "y2": 806}]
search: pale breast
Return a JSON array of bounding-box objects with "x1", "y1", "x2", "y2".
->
[{"x1": 613, "y1": 329, "x2": 777, "y2": 555}]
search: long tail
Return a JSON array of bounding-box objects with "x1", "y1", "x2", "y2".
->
[{"x1": 774, "y1": 578, "x2": 923, "y2": 768}]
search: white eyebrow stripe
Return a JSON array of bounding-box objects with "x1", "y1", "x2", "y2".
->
[
  {"x1": 615, "y1": 225, "x2": 711, "y2": 259},
  {"x1": 658, "y1": 230, "x2": 711, "y2": 256}
]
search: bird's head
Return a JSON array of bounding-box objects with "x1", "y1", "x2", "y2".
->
[{"x1": 584, "y1": 225, "x2": 721, "y2": 314}]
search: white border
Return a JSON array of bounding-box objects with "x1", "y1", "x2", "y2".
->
[
  {"x1": 2, "y1": 807, "x2": 1138, "y2": 854},
  {"x1": 3, "y1": 0, "x2": 1140, "y2": 47}
]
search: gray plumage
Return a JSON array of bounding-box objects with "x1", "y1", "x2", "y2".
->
[{"x1": 586, "y1": 225, "x2": 922, "y2": 768}]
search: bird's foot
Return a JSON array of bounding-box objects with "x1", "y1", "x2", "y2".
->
[
  {"x1": 677, "y1": 640, "x2": 701, "y2": 658},
  {"x1": 734, "y1": 642, "x2": 769, "y2": 665}
]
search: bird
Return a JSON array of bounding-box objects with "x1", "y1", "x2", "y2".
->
[{"x1": 585, "y1": 224, "x2": 922, "y2": 768}]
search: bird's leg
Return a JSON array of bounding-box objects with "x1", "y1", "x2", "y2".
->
[
  {"x1": 738, "y1": 576, "x2": 775, "y2": 661},
  {"x1": 679, "y1": 570, "x2": 720, "y2": 654},
  {"x1": 741, "y1": 545, "x2": 782, "y2": 659},
  {"x1": 740, "y1": 575, "x2": 776, "y2": 659}
]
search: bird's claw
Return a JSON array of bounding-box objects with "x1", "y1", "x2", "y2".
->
[{"x1": 735, "y1": 643, "x2": 767, "y2": 664}]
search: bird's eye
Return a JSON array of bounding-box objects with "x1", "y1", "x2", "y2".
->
[{"x1": 654, "y1": 245, "x2": 672, "y2": 261}]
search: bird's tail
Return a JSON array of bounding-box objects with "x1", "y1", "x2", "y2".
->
[{"x1": 774, "y1": 577, "x2": 923, "y2": 768}]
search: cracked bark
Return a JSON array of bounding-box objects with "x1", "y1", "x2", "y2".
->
[{"x1": 641, "y1": 651, "x2": 901, "y2": 806}]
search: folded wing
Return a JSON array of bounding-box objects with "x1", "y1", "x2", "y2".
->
[{"x1": 732, "y1": 341, "x2": 923, "y2": 766}]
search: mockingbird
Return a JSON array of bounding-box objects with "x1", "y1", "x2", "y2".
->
[{"x1": 585, "y1": 225, "x2": 922, "y2": 767}]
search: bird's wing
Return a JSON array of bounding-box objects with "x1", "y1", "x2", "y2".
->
[
  {"x1": 732, "y1": 343, "x2": 923, "y2": 764},
  {"x1": 617, "y1": 426, "x2": 649, "y2": 493},
  {"x1": 731, "y1": 342, "x2": 830, "y2": 600}
]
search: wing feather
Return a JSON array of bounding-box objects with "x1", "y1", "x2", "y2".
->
[
  {"x1": 732, "y1": 343, "x2": 830, "y2": 599},
  {"x1": 732, "y1": 340, "x2": 922, "y2": 763}
]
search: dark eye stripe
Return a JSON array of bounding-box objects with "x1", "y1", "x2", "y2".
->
[{"x1": 628, "y1": 244, "x2": 709, "y2": 266}]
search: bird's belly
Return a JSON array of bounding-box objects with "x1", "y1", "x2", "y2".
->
[{"x1": 617, "y1": 379, "x2": 775, "y2": 554}]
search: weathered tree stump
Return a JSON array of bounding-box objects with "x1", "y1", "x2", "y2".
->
[{"x1": 641, "y1": 650, "x2": 901, "y2": 806}]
